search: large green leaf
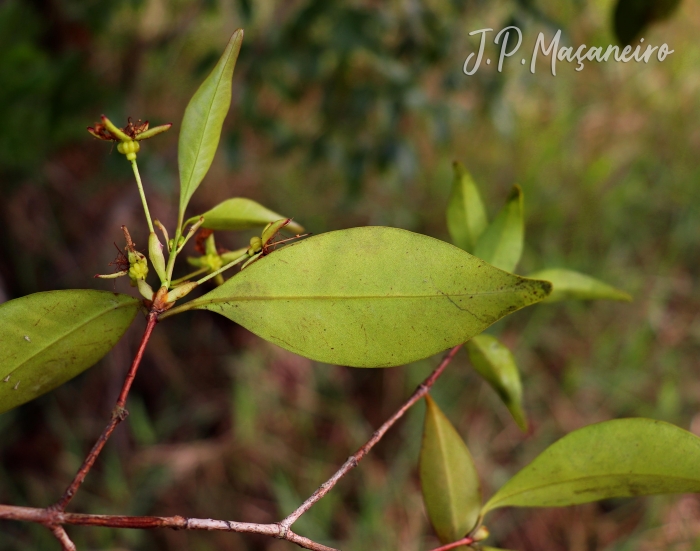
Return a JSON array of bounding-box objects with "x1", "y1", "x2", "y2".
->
[
  {"x1": 178, "y1": 30, "x2": 244, "y2": 220},
  {"x1": 0, "y1": 290, "x2": 140, "y2": 414},
  {"x1": 182, "y1": 227, "x2": 551, "y2": 367},
  {"x1": 465, "y1": 335, "x2": 527, "y2": 431},
  {"x1": 473, "y1": 186, "x2": 524, "y2": 273},
  {"x1": 527, "y1": 269, "x2": 631, "y2": 303},
  {"x1": 191, "y1": 197, "x2": 304, "y2": 234},
  {"x1": 483, "y1": 418, "x2": 700, "y2": 513},
  {"x1": 420, "y1": 395, "x2": 481, "y2": 545},
  {"x1": 446, "y1": 162, "x2": 487, "y2": 253}
]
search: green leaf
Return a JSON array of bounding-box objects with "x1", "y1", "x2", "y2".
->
[
  {"x1": 420, "y1": 395, "x2": 481, "y2": 544},
  {"x1": 465, "y1": 335, "x2": 527, "y2": 431},
  {"x1": 178, "y1": 29, "x2": 244, "y2": 221},
  {"x1": 473, "y1": 185, "x2": 524, "y2": 273},
  {"x1": 613, "y1": 0, "x2": 682, "y2": 46},
  {"x1": 483, "y1": 418, "x2": 700, "y2": 513},
  {"x1": 0, "y1": 290, "x2": 140, "y2": 414},
  {"x1": 446, "y1": 161, "x2": 487, "y2": 253},
  {"x1": 527, "y1": 269, "x2": 631, "y2": 303},
  {"x1": 185, "y1": 227, "x2": 551, "y2": 367},
  {"x1": 193, "y1": 198, "x2": 304, "y2": 234}
]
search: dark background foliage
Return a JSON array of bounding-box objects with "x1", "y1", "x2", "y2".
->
[{"x1": 0, "y1": 0, "x2": 698, "y2": 549}]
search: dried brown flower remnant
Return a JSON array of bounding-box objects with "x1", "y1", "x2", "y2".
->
[{"x1": 87, "y1": 115, "x2": 171, "y2": 142}]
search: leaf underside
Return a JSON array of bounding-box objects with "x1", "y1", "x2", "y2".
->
[
  {"x1": 483, "y1": 418, "x2": 700, "y2": 513},
  {"x1": 420, "y1": 395, "x2": 482, "y2": 544},
  {"x1": 0, "y1": 290, "x2": 140, "y2": 414},
  {"x1": 191, "y1": 227, "x2": 551, "y2": 367}
]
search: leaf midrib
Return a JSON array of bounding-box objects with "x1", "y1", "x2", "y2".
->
[
  {"x1": 1, "y1": 301, "x2": 135, "y2": 380},
  {"x1": 434, "y1": 416, "x2": 462, "y2": 539},
  {"x1": 194, "y1": 289, "x2": 535, "y2": 307},
  {"x1": 180, "y1": 41, "x2": 235, "y2": 206}
]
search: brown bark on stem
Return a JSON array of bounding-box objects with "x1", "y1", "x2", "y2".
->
[
  {"x1": 52, "y1": 312, "x2": 158, "y2": 511},
  {"x1": 279, "y1": 344, "x2": 463, "y2": 530}
]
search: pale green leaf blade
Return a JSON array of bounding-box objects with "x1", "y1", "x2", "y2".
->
[
  {"x1": 527, "y1": 268, "x2": 631, "y2": 303},
  {"x1": 178, "y1": 29, "x2": 244, "y2": 220},
  {"x1": 420, "y1": 395, "x2": 482, "y2": 544},
  {"x1": 195, "y1": 198, "x2": 304, "y2": 234},
  {"x1": 473, "y1": 185, "x2": 524, "y2": 273},
  {"x1": 0, "y1": 290, "x2": 140, "y2": 414},
  {"x1": 466, "y1": 335, "x2": 527, "y2": 431},
  {"x1": 483, "y1": 418, "x2": 700, "y2": 514},
  {"x1": 446, "y1": 161, "x2": 487, "y2": 253},
  {"x1": 187, "y1": 227, "x2": 551, "y2": 367}
]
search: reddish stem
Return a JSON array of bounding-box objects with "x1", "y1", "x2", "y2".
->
[
  {"x1": 52, "y1": 312, "x2": 158, "y2": 511},
  {"x1": 428, "y1": 536, "x2": 475, "y2": 551}
]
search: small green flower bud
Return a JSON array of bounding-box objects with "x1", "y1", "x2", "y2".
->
[
  {"x1": 248, "y1": 236, "x2": 262, "y2": 256},
  {"x1": 137, "y1": 278, "x2": 154, "y2": 300},
  {"x1": 262, "y1": 218, "x2": 291, "y2": 246},
  {"x1": 148, "y1": 232, "x2": 167, "y2": 283},
  {"x1": 204, "y1": 253, "x2": 223, "y2": 272},
  {"x1": 204, "y1": 233, "x2": 218, "y2": 256},
  {"x1": 471, "y1": 526, "x2": 489, "y2": 542},
  {"x1": 166, "y1": 281, "x2": 198, "y2": 303},
  {"x1": 117, "y1": 140, "x2": 141, "y2": 161},
  {"x1": 127, "y1": 250, "x2": 149, "y2": 287}
]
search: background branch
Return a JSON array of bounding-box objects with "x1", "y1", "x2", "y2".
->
[{"x1": 280, "y1": 344, "x2": 463, "y2": 530}]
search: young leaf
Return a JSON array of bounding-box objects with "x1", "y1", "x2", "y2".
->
[
  {"x1": 190, "y1": 197, "x2": 304, "y2": 234},
  {"x1": 0, "y1": 290, "x2": 140, "y2": 414},
  {"x1": 473, "y1": 185, "x2": 524, "y2": 273},
  {"x1": 527, "y1": 269, "x2": 631, "y2": 303},
  {"x1": 178, "y1": 29, "x2": 244, "y2": 221},
  {"x1": 420, "y1": 395, "x2": 481, "y2": 544},
  {"x1": 482, "y1": 418, "x2": 700, "y2": 514},
  {"x1": 182, "y1": 227, "x2": 551, "y2": 367},
  {"x1": 446, "y1": 161, "x2": 487, "y2": 253},
  {"x1": 465, "y1": 335, "x2": 527, "y2": 431}
]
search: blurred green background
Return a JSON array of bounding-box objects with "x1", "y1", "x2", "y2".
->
[{"x1": 0, "y1": 0, "x2": 699, "y2": 549}]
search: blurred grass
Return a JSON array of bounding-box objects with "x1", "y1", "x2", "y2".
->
[{"x1": 1, "y1": 0, "x2": 699, "y2": 550}]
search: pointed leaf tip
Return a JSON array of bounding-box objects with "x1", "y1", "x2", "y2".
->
[
  {"x1": 466, "y1": 334, "x2": 527, "y2": 431},
  {"x1": 527, "y1": 268, "x2": 631, "y2": 303},
  {"x1": 474, "y1": 185, "x2": 524, "y2": 273},
  {"x1": 178, "y1": 29, "x2": 244, "y2": 220},
  {"x1": 446, "y1": 161, "x2": 487, "y2": 253}
]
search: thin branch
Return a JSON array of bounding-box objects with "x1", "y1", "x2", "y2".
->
[
  {"x1": 280, "y1": 344, "x2": 463, "y2": 531},
  {"x1": 427, "y1": 536, "x2": 475, "y2": 551},
  {"x1": 0, "y1": 505, "x2": 339, "y2": 551},
  {"x1": 5, "y1": 339, "x2": 462, "y2": 551},
  {"x1": 52, "y1": 312, "x2": 159, "y2": 511},
  {"x1": 48, "y1": 525, "x2": 77, "y2": 551}
]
